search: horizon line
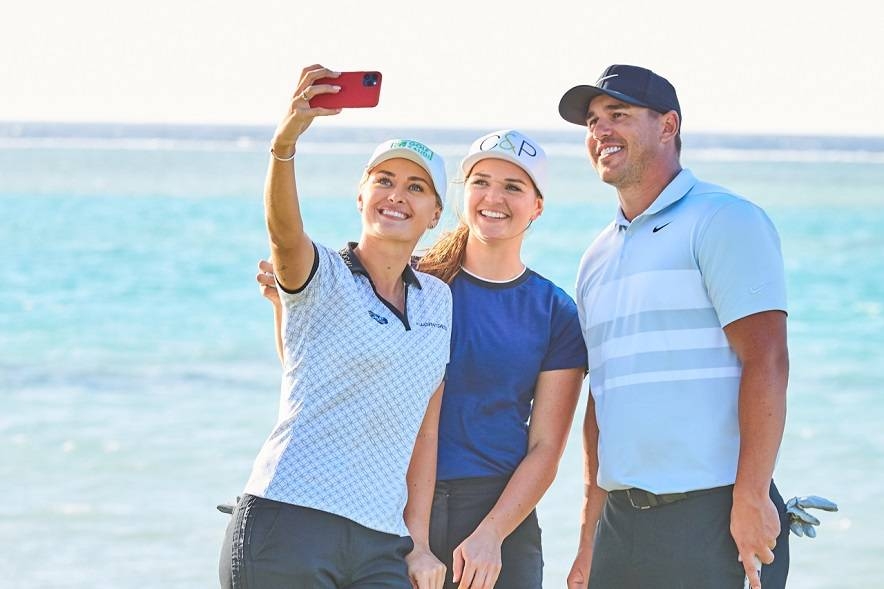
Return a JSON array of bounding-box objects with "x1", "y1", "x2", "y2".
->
[{"x1": 3, "y1": 119, "x2": 884, "y2": 142}]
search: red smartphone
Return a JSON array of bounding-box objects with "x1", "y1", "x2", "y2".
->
[{"x1": 310, "y1": 71, "x2": 382, "y2": 109}]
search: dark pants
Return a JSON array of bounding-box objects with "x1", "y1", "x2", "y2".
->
[
  {"x1": 429, "y1": 477, "x2": 543, "y2": 589},
  {"x1": 219, "y1": 495, "x2": 414, "y2": 589},
  {"x1": 588, "y1": 481, "x2": 790, "y2": 589}
]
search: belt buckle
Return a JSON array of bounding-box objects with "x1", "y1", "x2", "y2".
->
[{"x1": 625, "y1": 488, "x2": 653, "y2": 510}]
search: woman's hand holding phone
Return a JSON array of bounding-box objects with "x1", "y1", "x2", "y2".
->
[
  {"x1": 310, "y1": 71, "x2": 382, "y2": 109},
  {"x1": 271, "y1": 64, "x2": 344, "y2": 155}
]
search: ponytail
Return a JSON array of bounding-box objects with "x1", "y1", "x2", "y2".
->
[{"x1": 417, "y1": 223, "x2": 469, "y2": 284}]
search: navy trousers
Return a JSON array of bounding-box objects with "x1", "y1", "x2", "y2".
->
[{"x1": 429, "y1": 476, "x2": 543, "y2": 589}]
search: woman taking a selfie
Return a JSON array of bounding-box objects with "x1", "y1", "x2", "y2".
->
[{"x1": 221, "y1": 64, "x2": 451, "y2": 589}]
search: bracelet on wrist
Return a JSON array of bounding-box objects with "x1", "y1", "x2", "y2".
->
[{"x1": 270, "y1": 146, "x2": 295, "y2": 162}]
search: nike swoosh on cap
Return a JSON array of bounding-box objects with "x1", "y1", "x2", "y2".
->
[{"x1": 596, "y1": 74, "x2": 620, "y2": 84}]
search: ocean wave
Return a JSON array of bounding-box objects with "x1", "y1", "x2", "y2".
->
[
  {"x1": 3, "y1": 137, "x2": 884, "y2": 164},
  {"x1": 542, "y1": 144, "x2": 884, "y2": 164},
  {"x1": 0, "y1": 136, "x2": 264, "y2": 152},
  {"x1": 687, "y1": 148, "x2": 884, "y2": 164}
]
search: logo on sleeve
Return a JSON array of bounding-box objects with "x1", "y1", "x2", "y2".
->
[
  {"x1": 748, "y1": 282, "x2": 770, "y2": 295},
  {"x1": 368, "y1": 310, "x2": 389, "y2": 325}
]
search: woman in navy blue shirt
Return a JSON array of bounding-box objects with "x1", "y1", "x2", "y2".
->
[{"x1": 417, "y1": 130, "x2": 586, "y2": 589}]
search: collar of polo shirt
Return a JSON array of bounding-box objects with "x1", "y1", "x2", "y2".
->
[
  {"x1": 339, "y1": 242, "x2": 423, "y2": 289},
  {"x1": 615, "y1": 170, "x2": 695, "y2": 228}
]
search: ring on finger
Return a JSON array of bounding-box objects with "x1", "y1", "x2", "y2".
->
[{"x1": 297, "y1": 90, "x2": 310, "y2": 103}]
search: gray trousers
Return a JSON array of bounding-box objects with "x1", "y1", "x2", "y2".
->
[
  {"x1": 588, "y1": 482, "x2": 789, "y2": 589},
  {"x1": 219, "y1": 495, "x2": 414, "y2": 589}
]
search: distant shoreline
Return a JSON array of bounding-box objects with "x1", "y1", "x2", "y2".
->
[
  {"x1": 3, "y1": 122, "x2": 884, "y2": 165},
  {"x1": 2, "y1": 121, "x2": 884, "y2": 152}
]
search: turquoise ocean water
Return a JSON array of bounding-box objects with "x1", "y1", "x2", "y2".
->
[{"x1": 2, "y1": 123, "x2": 883, "y2": 587}]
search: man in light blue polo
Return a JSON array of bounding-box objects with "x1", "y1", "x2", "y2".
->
[{"x1": 558, "y1": 65, "x2": 790, "y2": 589}]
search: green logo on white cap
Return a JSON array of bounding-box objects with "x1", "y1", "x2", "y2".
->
[{"x1": 390, "y1": 139, "x2": 434, "y2": 161}]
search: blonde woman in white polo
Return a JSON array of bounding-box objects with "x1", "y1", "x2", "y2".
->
[{"x1": 220, "y1": 65, "x2": 452, "y2": 589}]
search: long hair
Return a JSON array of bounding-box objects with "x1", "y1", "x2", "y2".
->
[
  {"x1": 417, "y1": 164, "x2": 543, "y2": 283},
  {"x1": 417, "y1": 223, "x2": 469, "y2": 284}
]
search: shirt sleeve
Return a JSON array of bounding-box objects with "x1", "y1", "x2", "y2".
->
[
  {"x1": 541, "y1": 292, "x2": 589, "y2": 372},
  {"x1": 277, "y1": 242, "x2": 343, "y2": 311},
  {"x1": 696, "y1": 199, "x2": 788, "y2": 327}
]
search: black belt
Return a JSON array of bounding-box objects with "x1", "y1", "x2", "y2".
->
[{"x1": 614, "y1": 485, "x2": 730, "y2": 510}]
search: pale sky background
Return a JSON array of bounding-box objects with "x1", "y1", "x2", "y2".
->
[{"x1": 3, "y1": 0, "x2": 883, "y2": 136}]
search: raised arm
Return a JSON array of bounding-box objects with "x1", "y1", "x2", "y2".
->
[
  {"x1": 266, "y1": 65, "x2": 341, "y2": 291},
  {"x1": 452, "y1": 367, "x2": 584, "y2": 589}
]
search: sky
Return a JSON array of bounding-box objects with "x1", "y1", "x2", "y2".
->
[{"x1": 3, "y1": 0, "x2": 883, "y2": 136}]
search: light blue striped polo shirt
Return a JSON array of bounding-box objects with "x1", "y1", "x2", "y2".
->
[
  {"x1": 244, "y1": 243, "x2": 452, "y2": 535},
  {"x1": 576, "y1": 169, "x2": 786, "y2": 494}
]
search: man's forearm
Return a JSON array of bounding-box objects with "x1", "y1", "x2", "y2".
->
[{"x1": 734, "y1": 354, "x2": 788, "y2": 497}]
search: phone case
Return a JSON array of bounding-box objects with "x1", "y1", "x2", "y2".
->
[{"x1": 310, "y1": 71, "x2": 382, "y2": 109}]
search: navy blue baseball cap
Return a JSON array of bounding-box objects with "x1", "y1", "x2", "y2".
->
[{"x1": 558, "y1": 64, "x2": 681, "y2": 126}]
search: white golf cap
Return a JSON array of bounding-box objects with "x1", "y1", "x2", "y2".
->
[
  {"x1": 459, "y1": 129, "x2": 547, "y2": 197},
  {"x1": 365, "y1": 139, "x2": 447, "y2": 201}
]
